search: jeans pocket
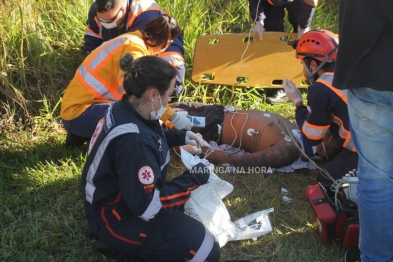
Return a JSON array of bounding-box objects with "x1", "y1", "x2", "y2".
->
[{"x1": 350, "y1": 90, "x2": 385, "y2": 137}]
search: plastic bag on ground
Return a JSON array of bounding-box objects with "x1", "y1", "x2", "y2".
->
[
  {"x1": 229, "y1": 208, "x2": 274, "y2": 241},
  {"x1": 181, "y1": 148, "x2": 236, "y2": 246},
  {"x1": 180, "y1": 148, "x2": 274, "y2": 246}
]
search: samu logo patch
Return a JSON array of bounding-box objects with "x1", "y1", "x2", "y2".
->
[
  {"x1": 138, "y1": 166, "x2": 154, "y2": 185},
  {"x1": 88, "y1": 118, "x2": 104, "y2": 154}
]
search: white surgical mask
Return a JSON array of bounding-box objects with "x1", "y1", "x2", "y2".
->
[
  {"x1": 101, "y1": 20, "x2": 119, "y2": 29},
  {"x1": 150, "y1": 94, "x2": 166, "y2": 120}
]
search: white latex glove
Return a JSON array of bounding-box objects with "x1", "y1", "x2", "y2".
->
[
  {"x1": 283, "y1": 78, "x2": 303, "y2": 105},
  {"x1": 252, "y1": 12, "x2": 266, "y2": 40},
  {"x1": 185, "y1": 131, "x2": 203, "y2": 149},
  {"x1": 171, "y1": 111, "x2": 193, "y2": 130},
  {"x1": 181, "y1": 133, "x2": 212, "y2": 155}
]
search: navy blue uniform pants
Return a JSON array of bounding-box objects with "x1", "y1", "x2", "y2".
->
[
  {"x1": 249, "y1": 0, "x2": 315, "y2": 32},
  {"x1": 316, "y1": 148, "x2": 359, "y2": 186},
  {"x1": 62, "y1": 102, "x2": 111, "y2": 138},
  {"x1": 86, "y1": 204, "x2": 220, "y2": 262}
]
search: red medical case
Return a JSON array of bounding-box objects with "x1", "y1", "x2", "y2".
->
[
  {"x1": 341, "y1": 217, "x2": 360, "y2": 248},
  {"x1": 306, "y1": 183, "x2": 356, "y2": 246}
]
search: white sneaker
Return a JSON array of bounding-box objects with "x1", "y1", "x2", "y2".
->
[{"x1": 266, "y1": 90, "x2": 289, "y2": 105}]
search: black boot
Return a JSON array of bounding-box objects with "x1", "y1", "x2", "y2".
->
[
  {"x1": 344, "y1": 248, "x2": 361, "y2": 262},
  {"x1": 93, "y1": 239, "x2": 119, "y2": 258},
  {"x1": 65, "y1": 132, "x2": 90, "y2": 148}
]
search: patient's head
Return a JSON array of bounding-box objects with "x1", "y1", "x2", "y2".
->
[{"x1": 316, "y1": 130, "x2": 341, "y2": 160}]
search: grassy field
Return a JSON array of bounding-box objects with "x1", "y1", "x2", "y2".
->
[{"x1": 0, "y1": 0, "x2": 345, "y2": 261}]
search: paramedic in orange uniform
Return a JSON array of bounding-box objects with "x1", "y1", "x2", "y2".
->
[{"x1": 61, "y1": 15, "x2": 192, "y2": 147}]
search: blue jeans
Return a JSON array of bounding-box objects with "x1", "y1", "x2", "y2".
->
[{"x1": 348, "y1": 88, "x2": 393, "y2": 262}]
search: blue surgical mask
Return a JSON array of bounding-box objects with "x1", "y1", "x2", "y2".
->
[{"x1": 150, "y1": 94, "x2": 166, "y2": 120}]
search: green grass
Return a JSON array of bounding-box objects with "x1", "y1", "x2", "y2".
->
[{"x1": 0, "y1": 0, "x2": 345, "y2": 261}]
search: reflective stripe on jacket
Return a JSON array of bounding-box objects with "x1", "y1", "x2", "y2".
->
[
  {"x1": 316, "y1": 73, "x2": 354, "y2": 151},
  {"x1": 61, "y1": 31, "x2": 149, "y2": 120},
  {"x1": 298, "y1": 72, "x2": 356, "y2": 152},
  {"x1": 158, "y1": 52, "x2": 184, "y2": 67},
  {"x1": 125, "y1": 0, "x2": 161, "y2": 29},
  {"x1": 82, "y1": 97, "x2": 203, "y2": 218}
]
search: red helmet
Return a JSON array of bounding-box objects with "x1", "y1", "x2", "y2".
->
[{"x1": 296, "y1": 29, "x2": 339, "y2": 63}]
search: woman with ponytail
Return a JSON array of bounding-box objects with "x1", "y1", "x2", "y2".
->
[{"x1": 81, "y1": 54, "x2": 220, "y2": 262}]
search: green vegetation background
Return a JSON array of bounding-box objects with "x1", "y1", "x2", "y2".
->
[{"x1": 0, "y1": 0, "x2": 342, "y2": 261}]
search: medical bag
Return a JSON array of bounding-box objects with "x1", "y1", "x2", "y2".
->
[{"x1": 306, "y1": 183, "x2": 359, "y2": 247}]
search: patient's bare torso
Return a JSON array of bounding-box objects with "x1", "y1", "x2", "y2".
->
[{"x1": 221, "y1": 110, "x2": 298, "y2": 153}]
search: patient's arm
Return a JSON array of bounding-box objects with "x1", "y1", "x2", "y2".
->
[{"x1": 203, "y1": 141, "x2": 301, "y2": 169}]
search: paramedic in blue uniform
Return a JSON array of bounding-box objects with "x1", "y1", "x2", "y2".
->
[
  {"x1": 283, "y1": 29, "x2": 358, "y2": 186},
  {"x1": 81, "y1": 54, "x2": 220, "y2": 261},
  {"x1": 83, "y1": 0, "x2": 185, "y2": 94}
]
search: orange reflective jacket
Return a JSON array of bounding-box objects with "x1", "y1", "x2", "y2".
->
[{"x1": 61, "y1": 31, "x2": 149, "y2": 121}]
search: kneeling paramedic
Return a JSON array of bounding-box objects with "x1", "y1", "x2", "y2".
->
[
  {"x1": 61, "y1": 14, "x2": 192, "y2": 147},
  {"x1": 283, "y1": 29, "x2": 358, "y2": 187},
  {"x1": 81, "y1": 54, "x2": 220, "y2": 261}
]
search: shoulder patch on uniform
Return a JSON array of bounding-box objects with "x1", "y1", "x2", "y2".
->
[
  {"x1": 88, "y1": 118, "x2": 104, "y2": 154},
  {"x1": 105, "y1": 103, "x2": 115, "y2": 132},
  {"x1": 138, "y1": 166, "x2": 155, "y2": 185}
]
